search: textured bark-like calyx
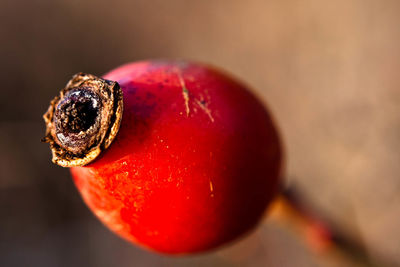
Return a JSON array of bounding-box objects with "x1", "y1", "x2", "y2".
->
[{"x1": 43, "y1": 73, "x2": 123, "y2": 167}]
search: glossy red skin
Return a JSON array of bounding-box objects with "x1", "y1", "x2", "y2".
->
[{"x1": 71, "y1": 61, "x2": 282, "y2": 254}]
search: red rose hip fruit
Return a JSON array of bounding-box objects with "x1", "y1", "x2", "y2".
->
[{"x1": 43, "y1": 61, "x2": 282, "y2": 254}]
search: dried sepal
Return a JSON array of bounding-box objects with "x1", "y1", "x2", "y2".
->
[{"x1": 43, "y1": 73, "x2": 123, "y2": 167}]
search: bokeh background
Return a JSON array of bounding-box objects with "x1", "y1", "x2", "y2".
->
[{"x1": 1, "y1": 0, "x2": 400, "y2": 266}]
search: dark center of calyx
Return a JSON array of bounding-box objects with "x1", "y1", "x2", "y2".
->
[{"x1": 54, "y1": 88, "x2": 101, "y2": 151}]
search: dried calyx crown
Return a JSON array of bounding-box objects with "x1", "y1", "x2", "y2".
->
[{"x1": 43, "y1": 73, "x2": 123, "y2": 167}]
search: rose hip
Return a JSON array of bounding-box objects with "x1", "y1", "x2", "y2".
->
[{"x1": 43, "y1": 61, "x2": 282, "y2": 254}]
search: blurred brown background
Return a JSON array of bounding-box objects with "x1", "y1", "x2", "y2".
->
[{"x1": 1, "y1": 0, "x2": 400, "y2": 266}]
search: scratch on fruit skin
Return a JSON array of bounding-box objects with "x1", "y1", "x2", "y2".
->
[
  {"x1": 176, "y1": 69, "x2": 214, "y2": 122},
  {"x1": 177, "y1": 70, "x2": 190, "y2": 117},
  {"x1": 195, "y1": 98, "x2": 215, "y2": 123}
]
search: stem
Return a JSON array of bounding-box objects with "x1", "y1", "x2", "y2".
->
[{"x1": 270, "y1": 187, "x2": 381, "y2": 267}]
